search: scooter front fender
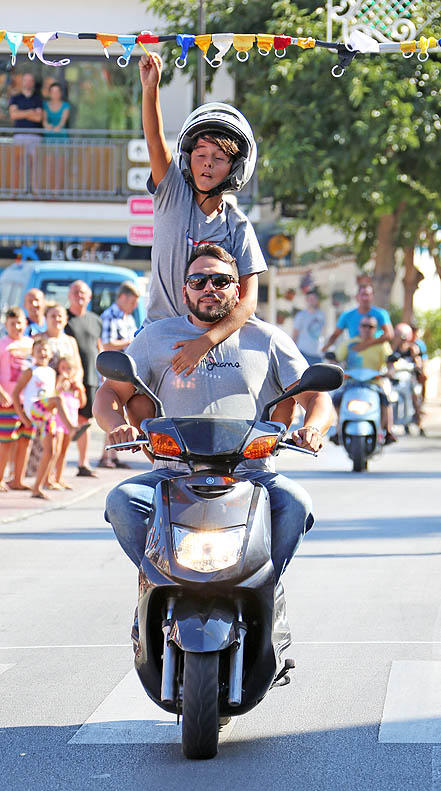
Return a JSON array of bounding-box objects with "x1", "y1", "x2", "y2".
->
[
  {"x1": 344, "y1": 420, "x2": 375, "y2": 436},
  {"x1": 169, "y1": 599, "x2": 236, "y2": 652}
]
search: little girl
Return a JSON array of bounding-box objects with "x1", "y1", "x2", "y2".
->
[
  {"x1": 12, "y1": 339, "x2": 86, "y2": 499},
  {"x1": 49, "y1": 356, "x2": 87, "y2": 490}
]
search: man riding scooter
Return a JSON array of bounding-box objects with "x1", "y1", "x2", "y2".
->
[
  {"x1": 331, "y1": 315, "x2": 397, "y2": 445},
  {"x1": 93, "y1": 244, "x2": 334, "y2": 620}
]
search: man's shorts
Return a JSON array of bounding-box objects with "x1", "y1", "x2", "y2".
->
[
  {"x1": 29, "y1": 399, "x2": 57, "y2": 438},
  {"x1": 79, "y1": 386, "x2": 97, "y2": 420},
  {"x1": 0, "y1": 405, "x2": 34, "y2": 443}
]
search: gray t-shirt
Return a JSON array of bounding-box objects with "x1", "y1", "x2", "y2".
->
[
  {"x1": 293, "y1": 309, "x2": 326, "y2": 356},
  {"x1": 144, "y1": 160, "x2": 267, "y2": 323},
  {"x1": 126, "y1": 314, "x2": 307, "y2": 471}
]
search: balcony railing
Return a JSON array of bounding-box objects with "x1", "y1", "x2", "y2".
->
[
  {"x1": 0, "y1": 128, "x2": 143, "y2": 202},
  {"x1": 0, "y1": 126, "x2": 258, "y2": 205}
]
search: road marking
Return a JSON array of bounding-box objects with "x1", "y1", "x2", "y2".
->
[
  {"x1": 379, "y1": 661, "x2": 441, "y2": 743},
  {"x1": 0, "y1": 644, "x2": 131, "y2": 650},
  {"x1": 2, "y1": 640, "x2": 441, "y2": 651},
  {"x1": 0, "y1": 664, "x2": 14, "y2": 676},
  {"x1": 68, "y1": 668, "x2": 181, "y2": 744}
]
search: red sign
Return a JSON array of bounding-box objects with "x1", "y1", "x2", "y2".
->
[
  {"x1": 128, "y1": 225, "x2": 154, "y2": 246},
  {"x1": 128, "y1": 196, "x2": 154, "y2": 215}
]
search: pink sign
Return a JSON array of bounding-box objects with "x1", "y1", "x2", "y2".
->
[
  {"x1": 128, "y1": 196, "x2": 154, "y2": 215},
  {"x1": 128, "y1": 225, "x2": 154, "y2": 246}
]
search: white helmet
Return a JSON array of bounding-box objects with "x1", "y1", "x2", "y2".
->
[{"x1": 176, "y1": 102, "x2": 257, "y2": 196}]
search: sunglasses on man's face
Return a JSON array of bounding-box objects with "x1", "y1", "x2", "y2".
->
[
  {"x1": 360, "y1": 322, "x2": 376, "y2": 328},
  {"x1": 185, "y1": 273, "x2": 237, "y2": 291}
]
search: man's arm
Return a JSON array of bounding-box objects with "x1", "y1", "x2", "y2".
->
[
  {"x1": 172, "y1": 273, "x2": 258, "y2": 376},
  {"x1": 92, "y1": 379, "x2": 138, "y2": 443},
  {"x1": 353, "y1": 321, "x2": 394, "y2": 351},
  {"x1": 139, "y1": 53, "x2": 172, "y2": 188},
  {"x1": 292, "y1": 391, "x2": 334, "y2": 452},
  {"x1": 322, "y1": 326, "x2": 343, "y2": 353}
]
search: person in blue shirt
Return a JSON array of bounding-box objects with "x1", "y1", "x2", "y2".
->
[
  {"x1": 42, "y1": 82, "x2": 70, "y2": 139},
  {"x1": 322, "y1": 283, "x2": 393, "y2": 354}
]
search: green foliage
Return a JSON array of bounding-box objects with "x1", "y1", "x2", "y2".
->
[
  {"x1": 388, "y1": 303, "x2": 403, "y2": 326},
  {"x1": 416, "y1": 308, "x2": 441, "y2": 356}
]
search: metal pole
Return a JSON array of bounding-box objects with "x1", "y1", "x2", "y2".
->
[
  {"x1": 327, "y1": 0, "x2": 333, "y2": 42},
  {"x1": 197, "y1": 0, "x2": 206, "y2": 106}
]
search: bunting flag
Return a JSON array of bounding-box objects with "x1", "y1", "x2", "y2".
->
[{"x1": 0, "y1": 27, "x2": 441, "y2": 76}]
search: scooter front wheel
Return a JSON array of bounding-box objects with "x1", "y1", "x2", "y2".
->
[
  {"x1": 182, "y1": 651, "x2": 220, "y2": 759},
  {"x1": 350, "y1": 435, "x2": 368, "y2": 473}
]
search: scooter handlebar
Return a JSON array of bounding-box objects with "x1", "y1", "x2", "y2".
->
[{"x1": 278, "y1": 439, "x2": 318, "y2": 457}]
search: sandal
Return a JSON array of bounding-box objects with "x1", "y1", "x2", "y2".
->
[{"x1": 76, "y1": 466, "x2": 98, "y2": 478}]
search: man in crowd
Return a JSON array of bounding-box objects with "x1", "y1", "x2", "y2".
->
[
  {"x1": 323, "y1": 283, "x2": 393, "y2": 355},
  {"x1": 24, "y1": 288, "x2": 47, "y2": 337},
  {"x1": 292, "y1": 287, "x2": 326, "y2": 366},
  {"x1": 65, "y1": 281, "x2": 102, "y2": 477},
  {"x1": 93, "y1": 243, "x2": 334, "y2": 585},
  {"x1": 98, "y1": 281, "x2": 140, "y2": 469},
  {"x1": 8, "y1": 73, "x2": 43, "y2": 132}
]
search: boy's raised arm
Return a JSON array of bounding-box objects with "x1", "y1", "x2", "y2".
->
[{"x1": 139, "y1": 53, "x2": 172, "y2": 188}]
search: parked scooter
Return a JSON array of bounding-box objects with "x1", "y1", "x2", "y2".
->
[
  {"x1": 97, "y1": 351, "x2": 343, "y2": 760},
  {"x1": 336, "y1": 368, "x2": 384, "y2": 472}
]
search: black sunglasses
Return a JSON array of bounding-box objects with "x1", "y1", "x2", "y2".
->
[
  {"x1": 360, "y1": 322, "x2": 376, "y2": 328},
  {"x1": 185, "y1": 273, "x2": 237, "y2": 291}
]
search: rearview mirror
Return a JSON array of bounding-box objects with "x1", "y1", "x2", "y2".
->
[
  {"x1": 260, "y1": 363, "x2": 344, "y2": 421},
  {"x1": 96, "y1": 350, "x2": 138, "y2": 384}
]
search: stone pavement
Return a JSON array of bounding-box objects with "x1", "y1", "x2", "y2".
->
[{"x1": 0, "y1": 425, "x2": 150, "y2": 525}]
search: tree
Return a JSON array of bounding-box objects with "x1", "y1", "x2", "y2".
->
[{"x1": 147, "y1": 0, "x2": 441, "y2": 311}]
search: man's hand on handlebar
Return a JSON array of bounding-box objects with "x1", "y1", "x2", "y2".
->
[
  {"x1": 291, "y1": 426, "x2": 324, "y2": 452},
  {"x1": 108, "y1": 424, "x2": 140, "y2": 448}
]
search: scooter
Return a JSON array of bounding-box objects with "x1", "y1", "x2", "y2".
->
[
  {"x1": 388, "y1": 356, "x2": 422, "y2": 434},
  {"x1": 337, "y1": 368, "x2": 384, "y2": 472},
  {"x1": 96, "y1": 351, "x2": 343, "y2": 760}
]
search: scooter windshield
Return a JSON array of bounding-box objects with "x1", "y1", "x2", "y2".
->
[{"x1": 172, "y1": 417, "x2": 254, "y2": 456}]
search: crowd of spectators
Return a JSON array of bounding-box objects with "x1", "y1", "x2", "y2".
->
[{"x1": 0, "y1": 278, "x2": 140, "y2": 496}]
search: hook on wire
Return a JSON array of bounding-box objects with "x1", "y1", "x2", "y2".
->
[{"x1": 331, "y1": 46, "x2": 358, "y2": 78}]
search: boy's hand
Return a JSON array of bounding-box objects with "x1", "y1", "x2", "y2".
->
[
  {"x1": 172, "y1": 337, "x2": 212, "y2": 376},
  {"x1": 291, "y1": 426, "x2": 323, "y2": 452},
  {"x1": 139, "y1": 52, "x2": 162, "y2": 90}
]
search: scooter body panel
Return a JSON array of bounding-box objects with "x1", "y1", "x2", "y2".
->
[
  {"x1": 134, "y1": 473, "x2": 283, "y2": 717},
  {"x1": 338, "y1": 373, "x2": 383, "y2": 461}
]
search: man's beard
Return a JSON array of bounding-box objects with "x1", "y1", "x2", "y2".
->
[{"x1": 187, "y1": 293, "x2": 237, "y2": 323}]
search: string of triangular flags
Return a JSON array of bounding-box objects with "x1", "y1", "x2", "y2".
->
[{"x1": 1, "y1": 28, "x2": 440, "y2": 77}]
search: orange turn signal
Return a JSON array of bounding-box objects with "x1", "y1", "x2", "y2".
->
[
  {"x1": 243, "y1": 435, "x2": 278, "y2": 459},
  {"x1": 149, "y1": 432, "x2": 182, "y2": 457}
]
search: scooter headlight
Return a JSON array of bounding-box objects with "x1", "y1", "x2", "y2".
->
[
  {"x1": 172, "y1": 525, "x2": 246, "y2": 572},
  {"x1": 347, "y1": 399, "x2": 371, "y2": 414}
]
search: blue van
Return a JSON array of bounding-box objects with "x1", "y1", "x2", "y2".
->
[{"x1": 0, "y1": 261, "x2": 147, "y2": 327}]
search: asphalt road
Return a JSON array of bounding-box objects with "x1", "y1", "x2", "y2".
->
[{"x1": 1, "y1": 429, "x2": 441, "y2": 791}]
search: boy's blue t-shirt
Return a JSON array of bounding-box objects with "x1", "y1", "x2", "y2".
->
[
  {"x1": 337, "y1": 306, "x2": 391, "y2": 338},
  {"x1": 144, "y1": 160, "x2": 267, "y2": 324}
]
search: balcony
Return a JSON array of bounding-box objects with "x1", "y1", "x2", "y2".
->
[
  {"x1": 0, "y1": 127, "x2": 258, "y2": 206},
  {"x1": 0, "y1": 128, "x2": 143, "y2": 202}
]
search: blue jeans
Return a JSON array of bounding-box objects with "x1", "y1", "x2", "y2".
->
[{"x1": 105, "y1": 469, "x2": 314, "y2": 580}]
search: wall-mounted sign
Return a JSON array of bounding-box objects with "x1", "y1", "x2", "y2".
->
[
  {"x1": 128, "y1": 225, "x2": 154, "y2": 246},
  {"x1": 128, "y1": 196, "x2": 154, "y2": 215},
  {"x1": 127, "y1": 168, "x2": 149, "y2": 191},
  {"x1": 127, "y1": 139, "x2": 149, "y2": 163}
]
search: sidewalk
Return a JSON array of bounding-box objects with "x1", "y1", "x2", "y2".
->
[
  {"x1": 1, "y1": 402, "x2": 440, "y2": 525},
  {"x1": 0, "y1": 426, "x2": 150, "y2": 525}
]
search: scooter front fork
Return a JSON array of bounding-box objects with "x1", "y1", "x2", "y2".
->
[
  {"x1": 161, "y1": 597, "x2": 176, "y2": 704},
  {"x1": 228, "y1": 603, "x2": 247, "y2": 706}
]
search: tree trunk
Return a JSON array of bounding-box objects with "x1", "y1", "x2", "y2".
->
[
  {"x1": 402, "y1": 245, "x2": 424, "y2": 323},
  {"x1": 372, "y1": 212, "x2": 401, "y2": 308},
  {"x1": 426, "y1": 228, "x2": 441, "y2": 281}
]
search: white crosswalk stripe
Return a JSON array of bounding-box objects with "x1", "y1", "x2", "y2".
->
[
  {"x1": 379, "y1": 661, "x2": 441, "y2": 743},
  {"x1": 68, "y1": 668, "x2": 181, "y2": 744}
]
